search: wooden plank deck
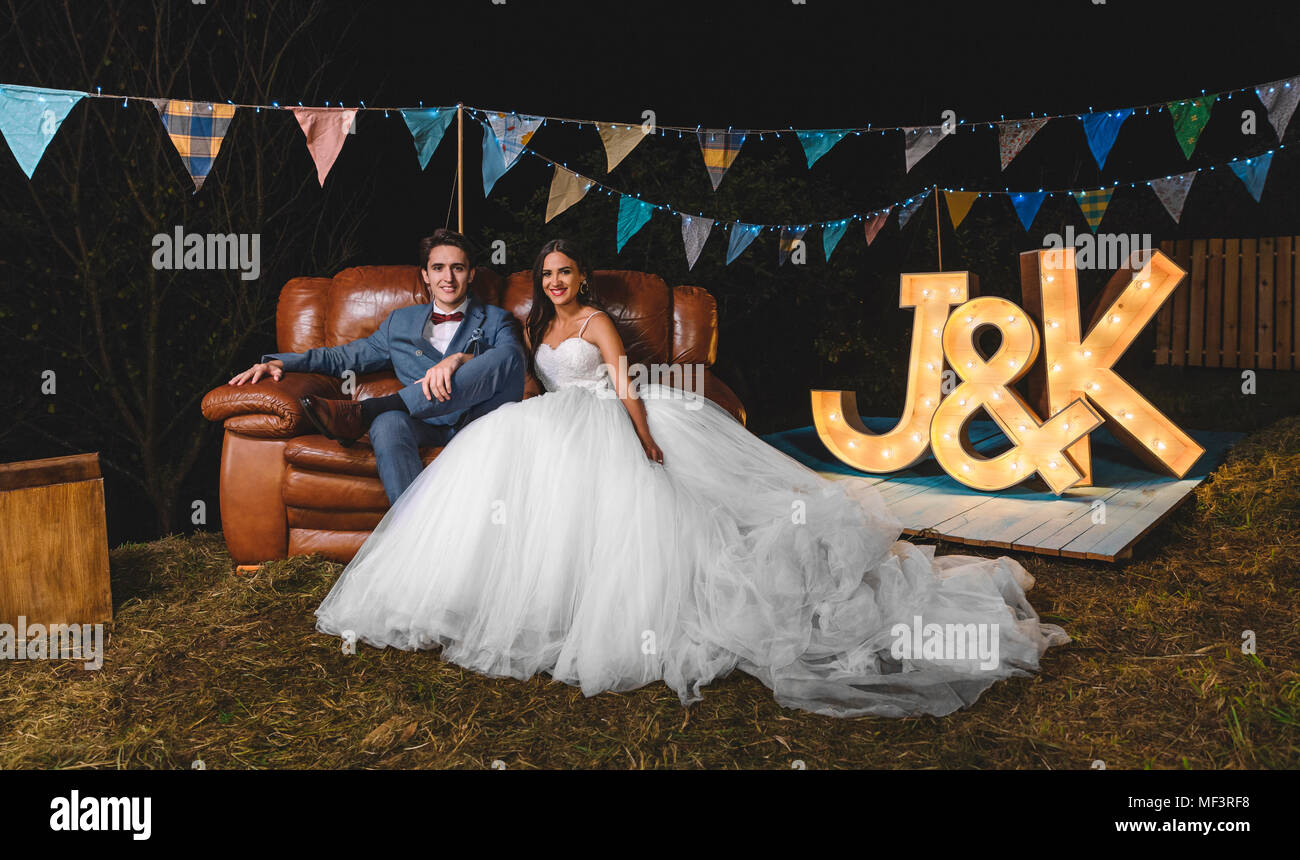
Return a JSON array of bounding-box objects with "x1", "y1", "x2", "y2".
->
[{"x1": 761, "y1": 417, "x2": 1242, "y2": 563}]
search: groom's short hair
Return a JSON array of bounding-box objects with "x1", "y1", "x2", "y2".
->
[{"x1": 418, "y1": 229, "x2": 475, "y2": 269}]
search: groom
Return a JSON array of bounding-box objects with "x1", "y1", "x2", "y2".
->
[{"x1": 228, "y1": 229, "x2": 525, "y2": 504}]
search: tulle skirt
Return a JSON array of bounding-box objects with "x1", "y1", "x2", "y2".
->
[{"x1": 315, "y1": 383, "x2": 1068, "y2": 718}]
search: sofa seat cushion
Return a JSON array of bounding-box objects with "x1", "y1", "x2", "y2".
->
[{"x1": 283, "y1": 434, "x2": 442, "y2": 478}]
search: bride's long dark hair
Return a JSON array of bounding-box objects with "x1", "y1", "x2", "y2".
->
[{"x1": 525, "y1": 238, "x2": 607, "y2": 377}]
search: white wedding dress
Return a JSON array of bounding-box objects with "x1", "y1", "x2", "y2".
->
[{"x1": 315, "y1": 314, "x2": 1069, "y2": 718}]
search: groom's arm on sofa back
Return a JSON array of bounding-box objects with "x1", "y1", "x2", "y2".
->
[{"x1": 262, "y1": 309, "x2": 397, "y2": 377}]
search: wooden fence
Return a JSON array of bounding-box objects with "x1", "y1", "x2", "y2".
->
[{"x1": 1154, "y1": 237, "x2": 1298, "y2": 369}]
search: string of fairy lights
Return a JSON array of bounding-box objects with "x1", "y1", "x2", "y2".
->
[
  {"x1": 69, "y1": 70, "x2": 1296, "y2": 138},
  {"x1": 517, "y1": 141, "x2": 1289, "y2": 234}
]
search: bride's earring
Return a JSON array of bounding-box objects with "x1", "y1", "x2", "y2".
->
[{"x1": 579, "y1": 280, "x2": 590, "y2": 296}]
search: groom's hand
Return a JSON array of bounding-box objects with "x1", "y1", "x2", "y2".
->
[
  {"x1": 421, "y1": 353, "x2": 469, "y2": 402},
  {"x1": 229, "y1": 359, "x2": 283, "y2": 386}
]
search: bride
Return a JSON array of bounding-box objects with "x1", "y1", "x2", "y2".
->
[{"x1": 314, "y1": 239, "x2": 1069, "y2": 718}]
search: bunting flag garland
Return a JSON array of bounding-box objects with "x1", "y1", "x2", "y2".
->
[
  {"x1": 1167, "y1": 96, "x2": 1216, "y2": 159},
  {"x1": 778, "y1": 226, "x2": 807, "y2": 265},
  {"x1": 401, "y1": 107, "x2": 455, "y2": 170},
  {"x1": 997, "y1": 118, "x2": 1049, "y2": 170},
  {"x1": 1080, "y1": 109, "x2": 1132, "y2": 170},
  {"x1": 944, "y1": 190, "x2": 979, "y2": 229},
  {"x1": 292, "y1": 107, "x2": 357, "y2": 186},
  {"x1": 1256, "y1": 78, "x2": 1299, "y2": 140},
  {"x1": 596, "y1": 121, "x2": 648, "y2": 172},
  {"x1": 697, "y1": 128, "x2": 746, "y2": 190},
  {"x1": 545, "y1": 165, "x2": 590, "y2": 222},
  {"x1": 902, "y1": 126, "x2": 943, "y2": 172},
  {"x1": 725, "y1": 222, "x2": 762, "y2": 265},
  {"x1": 152, "y1": 99, "x2": 236, "y2": 191},
  {"x1": 480, "y1": 111, "x2": 544, "y2": 195},
  {"x1": 681, "y1": 214, "x2": 713, "y2": 270},
  {"x1": 897, "y1": 191, "x2": 929, "y2": 229},
  {"x1": 1010, "y1": 190, "x2": 1048, "y2": 231},
  {"x1": 1229, "y1": 151, "x2": 1273, "y2": 201},
  {"x1": 796, "y1": 129, "x2": 849, "y2": 168},
  {"x1": 1071, "y1": 188, "x2": 1114, "y2": 232},
  {"x1": 1150, "y1": 171, "x2": 1196, "y2": 222},
  {"x1": 822, "y1": 219, "x2": 849, "y2": 260},
  {"x1": 0, "y1": 84, "x2": 85, "y2": 179},
  {"x1": 862, "y1": 206, "x2": 893, "y2": 245},
  {"x1": 616, "y1": 195, "x2": 655, "y2": 253}
]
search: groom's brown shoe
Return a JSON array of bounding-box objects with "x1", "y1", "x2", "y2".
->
[{"x1": 300, "y1": 395, "x2": 365, "y2": 447}]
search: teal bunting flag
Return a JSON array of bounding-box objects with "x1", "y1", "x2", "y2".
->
[
  {"x1": 402, "y1": 107, "x2": 456, "y2": 170},
  {"x1": 822, "y1": 220, "x2": 849, "y2": 260},
  {"x1": 796, "y1": 129, "x2": 849, "y2": 168},
  {"x1": 1229, "y1": 152, "x2": 1273, "y2": 202},
  {"x1": 616, "y1": 196, "x2": 655, "y2": 253},
  {"x1": 0, "y1": 84, "x2": 86, "y2": 179}
]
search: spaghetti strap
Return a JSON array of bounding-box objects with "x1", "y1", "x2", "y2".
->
[{"x1": 577, "y1": 310, "x2": 606, "y2": 338}]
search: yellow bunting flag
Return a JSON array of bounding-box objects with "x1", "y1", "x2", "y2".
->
[
  {"x1": 545, "y1": 166, "x2": 591, "y2": 223},
  {"x1": 596, "y1": 121, "x2": 648, "y2": 173},
  {"x1": 944, "y1": 190, "x2": 979, "y2": 229}
]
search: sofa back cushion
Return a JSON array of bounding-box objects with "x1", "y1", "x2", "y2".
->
[
  {"x1": 503, "y1": 269, "x2": 675, "y2": 366},
  {"x1": 275, "y1": 265, "x2": 713, "y2": 389},
  {"x1": 277, "y1": 265, "x2": 503, "y2": 353}
]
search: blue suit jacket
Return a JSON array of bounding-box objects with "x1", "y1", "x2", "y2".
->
[{"x1": 263, "y1": 294, "x2": 525, "y2": 427}]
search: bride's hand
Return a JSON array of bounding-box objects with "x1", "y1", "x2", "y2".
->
[{"x1": 641, "y1": 436, "x2": 664, "y2": 466}]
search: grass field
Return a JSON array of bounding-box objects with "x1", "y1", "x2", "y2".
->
[{"x1": 1, "y1": 417, "x2": 1296, "y2": 770}]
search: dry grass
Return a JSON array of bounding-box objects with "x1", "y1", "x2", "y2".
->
[{"x1": 1, "y1": 418, "x2": 1297, "y2": 770}]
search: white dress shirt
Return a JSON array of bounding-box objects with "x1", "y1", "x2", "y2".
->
[{"x1": 427, "y1": 297, "x2": 469, "y2": 355}]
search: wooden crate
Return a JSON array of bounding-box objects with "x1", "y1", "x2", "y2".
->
[
  {"x1": 0, "y1": 453, "x2": 112, "y2": 629},
  {"x1": 1156, "y1": 236, "x2": 1299, "y2": 369}
]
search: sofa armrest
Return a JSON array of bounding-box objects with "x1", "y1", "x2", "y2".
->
[
  {"x1": 201, "y1": 372, "x2": 343, "y2": 439},
  {"x1": 699, "y1": 369, "x2": 746, "y2": 426},
  {"x1": 657, "y1": 367, "x2": 745, "y2": 425}
]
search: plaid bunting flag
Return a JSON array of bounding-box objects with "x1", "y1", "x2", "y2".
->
[
  {"x1": 153, "y1": 99, "x2": 236, "y2": 191},
  {"x1": 778, "y1": 226, "x2": 807, "y2": 265},
  {"x1": 697, "y1": 129, "x2": 746, "y2": 190},
  {"x1": 1071, "y1": 188, "x2": 1114, "y2": 232}
]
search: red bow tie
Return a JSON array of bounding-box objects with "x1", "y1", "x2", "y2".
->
[{"x1": 431, "y1": 311, "x2": 464, "y2": 324}]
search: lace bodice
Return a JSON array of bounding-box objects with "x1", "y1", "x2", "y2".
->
[
  {"x1": 534, "y1": 312, "x2": 612, "y2": 393},
  {"x1": 534, "y1": 336, "x2": 611, "y2": 392}
]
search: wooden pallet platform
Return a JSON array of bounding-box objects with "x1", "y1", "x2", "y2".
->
[{"x1": 760, "y1": 418, "x2": 1242, "y2": 563}]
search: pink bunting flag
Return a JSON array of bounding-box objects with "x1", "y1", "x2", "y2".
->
[
  {"x1": 292, "y1": 107, "x2": 357, "y2": 186},
  {"x1": 862, "y1": 207, "x2": 893, "y2": 246},
  {"x1": 997, "y1": 118, "x2": 1048, "y2": 171}
]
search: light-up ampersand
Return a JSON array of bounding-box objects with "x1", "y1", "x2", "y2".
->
[
  {"x1": 812, "y1": 272, "x2": 973, "y2": 470},
  {"x1": 930, "y1": 296, "x2": 1104, "y2": 494},
  {"x1": 1019, "y1": 247, "x2": 1204, "y2": 483}
]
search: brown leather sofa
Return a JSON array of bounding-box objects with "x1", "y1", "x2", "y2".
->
[{"x1": 201, "y1": 265, "x2": 746, "y2": 564}]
